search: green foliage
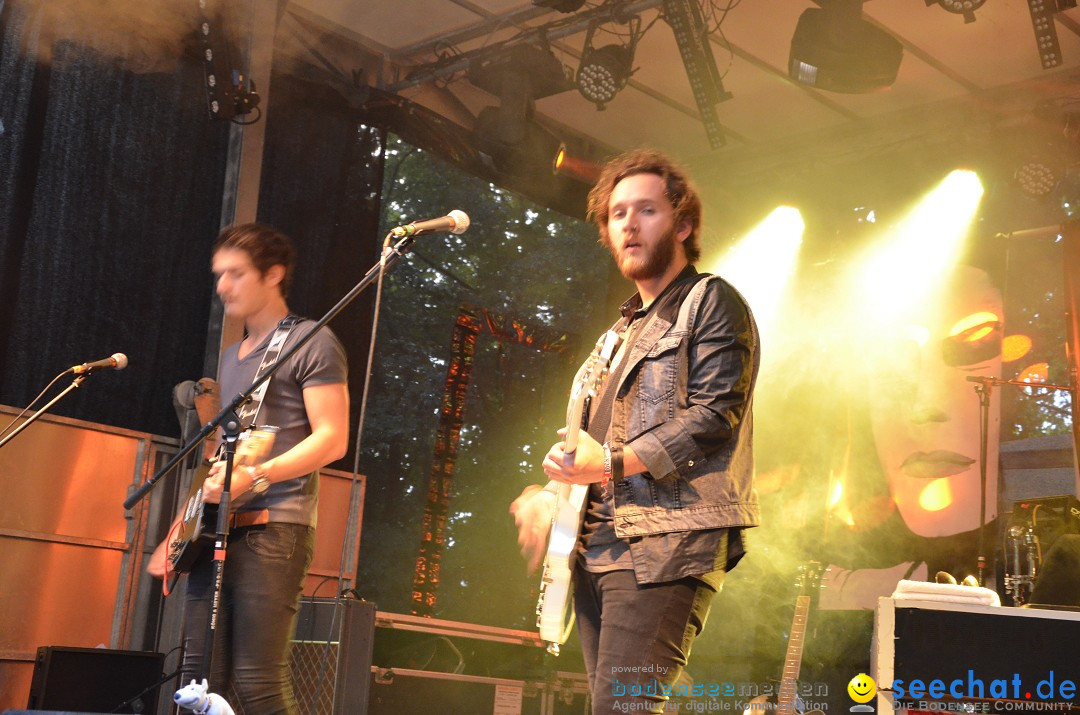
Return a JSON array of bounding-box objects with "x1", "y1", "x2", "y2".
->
[{"x1": 356, "y1": 135, "x2": 612, "y2": 626}]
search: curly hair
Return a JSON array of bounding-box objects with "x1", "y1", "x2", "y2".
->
[
  {"x1": 586, "y1": 148, "x2": 703, "y2": 264},
  {"x1": 213, "y1": 223, "x2": 297, "y2": 297}
]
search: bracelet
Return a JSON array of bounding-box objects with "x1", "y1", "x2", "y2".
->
[
  {"x1": 610, "y1": 445, "x2": 624, "y2": 483},
  {"x1": 602, "y1": 443, "x2": 612, "y2": 484}
]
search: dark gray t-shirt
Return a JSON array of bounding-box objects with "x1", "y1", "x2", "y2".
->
[{"x1": 220, "y1": 318, "x2": 348, "y2": 527}]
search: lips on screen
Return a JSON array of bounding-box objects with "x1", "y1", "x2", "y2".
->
[{"x1": 866, "y1": 265, "x2": 1003, "y2": 538}]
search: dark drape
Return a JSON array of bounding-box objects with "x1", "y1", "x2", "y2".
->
[
  {"x1": 0, "y1": 1, "x2": 229, "y2": 437},
  {"x1": 0, "y1": 2, "x2": 385, "y2": 445},
  {"x1": 255, "y1": 74, "x2": 384, "y2": 471}
]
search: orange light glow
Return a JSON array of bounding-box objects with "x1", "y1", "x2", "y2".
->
[
  {"x1": 948, "y1": 311, "x2": 1000, "y2": 341},
  {"x1": 827, "y1": 445, "x2": 855, "y2": 528},
  {"x1": 1018, "y1": 362, "x2": 1050, "y2": 384},
  {"x1": 917, "y1": 478, "x2": 954, "y2": 512},
  {"x1": 1002, "y1": 334, "x2": 1033, "y2": 363},
  {"x1": 552, "y1": 144, "x2": 601, "y2": 183}
]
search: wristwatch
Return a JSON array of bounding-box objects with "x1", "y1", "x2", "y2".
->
[{"x1": 249, "y1": 465, "x2": 271, "y2": 495}]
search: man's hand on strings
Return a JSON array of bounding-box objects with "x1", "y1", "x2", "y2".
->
[
  {"x1": 543, "y1": 428, "x2": 606, "y2": 485},
  {"x1": 510, "y1": 485, "x2": 557, "y2": 572}
]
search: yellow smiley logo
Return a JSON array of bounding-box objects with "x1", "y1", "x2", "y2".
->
[{"x1": 848, "y1": 673, "x2": 877, "y2": 703}]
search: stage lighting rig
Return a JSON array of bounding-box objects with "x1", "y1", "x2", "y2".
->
[
  {"x1": 468, "y1": 44, "x2": 572, "y2": 175},
  {"x1": 1025, "y1": 0, "x2": 1073, "y2": 70},
  {"x1": 662, "y1": 0, "x2": 733, "y2": 149},
  {"x1": 576, "y1": 17, "x2": 641, "y2": 110},
  {"x1": 197, "y1": 0, "x2": 261, "y2": 122}
]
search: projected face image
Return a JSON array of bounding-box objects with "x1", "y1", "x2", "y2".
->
[{"x1": 868, "y1": 265, "x2": 1002, "y2": 537}]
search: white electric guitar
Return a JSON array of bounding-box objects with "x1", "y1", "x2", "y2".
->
[{"x1": 536, "y1": 329, "x2": 621, "y2": 655}]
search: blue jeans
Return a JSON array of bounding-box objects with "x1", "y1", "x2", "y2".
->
[
  {"x1": 181, "y1": 522, "x2": 314, "y2": 715},
  {"x1": 574, "y1": 569, "x2": 718, "y2": 714}
]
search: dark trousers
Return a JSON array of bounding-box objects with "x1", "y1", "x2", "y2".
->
[
  {"x1": 181, "y1": 522, "x2": 314, "y2": 715},
  {"x1": 574, "y1": 568, "x2": 718, "y2": 714}
]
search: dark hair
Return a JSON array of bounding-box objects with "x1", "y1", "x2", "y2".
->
[
  {"x1": 213, "y1": 223, "x2": 296, "y2": 297},
  {"x1": 586, "y1": 148, "x2": 703, "y2": 264}
]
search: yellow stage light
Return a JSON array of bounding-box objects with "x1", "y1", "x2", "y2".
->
[
  {"x1": 855, "y1": 170, "x2": 985, "y2": 322},
  {"x1": 710, "y1": 206, "x2": 804, "y2": 336}
]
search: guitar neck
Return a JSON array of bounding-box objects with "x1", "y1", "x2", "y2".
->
[{"x1": 778, "y1": 594, "x2": 811, "y2": 712}]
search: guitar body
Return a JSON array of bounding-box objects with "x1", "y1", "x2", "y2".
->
[
  {"x1": 168, "y1": 461, "x2": 216, "y2": 573},
  {"x1": 166, "y1": 427, "x2": 277, "y2": 575},
  {"x1": 536, "y1": 482, "x2": 588, "y2": 649},
  {"x1": 535, "y1": 330, "x2": 621, "y2": 655}
]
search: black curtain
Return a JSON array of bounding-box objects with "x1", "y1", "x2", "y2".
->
[
  {"x1": 255, "y1": 73, "x2": 384, "y2": 472},
  {"x1": 0, "y1": 2, "x2": 384, "y2": 447},
  {"x1": 0, "y1": 1, "x2": 229, "y2": 437}
]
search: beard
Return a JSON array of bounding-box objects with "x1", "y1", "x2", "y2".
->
[{"x1": 611, "y1": 224, "x2": 678, "y2": 282}]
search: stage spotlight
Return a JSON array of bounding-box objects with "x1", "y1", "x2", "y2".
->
[
  {"x1": 709, "y1": 206, "x2": 805, "y2": 336},
  {"x1": 857, "y1": 170, "x2": 984, "y2": 319},
  {"x1": 789, "y1": 3, "x2": 903, "y2": 93},
  {"x1": 475, "y1": 108, "x2": 561, "y2": 176},
  {"x1": 576, "y1": 21, "x2": 637, "y2": 110},
  {"x1": 1015, "y1": 158, "x2": 1060, "y2": 198},
  {"x1": 553, "y1": 143, "x2": 602, "y2": 184},
  {"x1": 926, "y1": 0, "x2": 986, "y2": 24}
]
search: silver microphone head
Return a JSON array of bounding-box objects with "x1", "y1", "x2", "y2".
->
[
  {"x1": 112, "y1": 353, "x2": 129, "y2": 370},
  {"x1": 448, "y1": 209, "x2": 470, "y2": 235}
]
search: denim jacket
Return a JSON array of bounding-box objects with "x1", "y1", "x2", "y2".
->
[{"x1": 608, "y1": 270, "x2": 760, "y2": 538}]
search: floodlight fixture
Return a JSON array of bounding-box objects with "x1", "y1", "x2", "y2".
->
[
  {"x1": 926, "y1": 0, "x2": 986, "y2": 24},
  {"x1": 576, "y1": 19, "x2": 639, "y2": 110},
  {"x1": 1015, "y1": 158, "x2": 1060, "y2": 199}
]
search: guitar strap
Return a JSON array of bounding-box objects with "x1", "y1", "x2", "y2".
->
[{"x1": 235, "y1": 314, "x2": 302, "y2": 430}]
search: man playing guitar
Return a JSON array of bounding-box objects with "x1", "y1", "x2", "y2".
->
[
  {"x1": 512, "y1": 149, "x2": 760, "y2": 714},
  {"x1": 148, "y1": 223, "x2": 349, "y2": 715}
]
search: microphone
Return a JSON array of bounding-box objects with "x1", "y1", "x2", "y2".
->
[
  {"x1": 390, "y1": 210, "x2": 470, "y2": 238},
  {"x1": 69, "y1": 353, "x2": 128, "y2": 374}
]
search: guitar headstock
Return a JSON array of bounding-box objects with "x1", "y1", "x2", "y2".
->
[{"x1": 795, "y1": 561, "x2": 823, "y2": 596}]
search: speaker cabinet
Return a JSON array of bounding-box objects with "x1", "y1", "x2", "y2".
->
[
  {"x1": 289, "y1": 598, "x2": 375, "y2": 715},
  {"x1": 26, "y1": 646, "x2": 164, "y2": 713},
  {"x1": 873, "y1": 598, "x2": 1080, "y2": 709}
]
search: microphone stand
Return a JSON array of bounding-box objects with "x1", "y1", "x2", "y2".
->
[
  {"x1": 0, "y1": 373, "x2": 88, "y2": 451},
  {"x1": 965, "y1": 375, "x2": 1074, "y2": 587},
  {"x1": 124, "y1": 231, "x2": 415, "y2": 711}
]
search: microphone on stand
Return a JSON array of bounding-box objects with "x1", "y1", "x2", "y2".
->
[
  {"x1": 68, "y1": 353, "x2": 128, "y2": 374},
  {"x1": 390, "y1": 210, "x2": 470, "y2": 238}
]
